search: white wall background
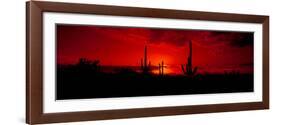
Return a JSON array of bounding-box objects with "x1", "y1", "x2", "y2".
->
[{"x1": 0, "y1": 0, "x2": 279, "y2": 124}]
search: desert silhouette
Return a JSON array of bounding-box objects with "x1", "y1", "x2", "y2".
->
[{"x1": 56, "y1": 25, "x2": 254, "y2": 100}]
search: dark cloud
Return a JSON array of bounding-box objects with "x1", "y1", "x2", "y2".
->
[
  {"x1": 148, "y1": 29, "x2": 191, "y2": 46},
  {"x1": 62, "y1": 25, "x2": 253, "y2": 48},
  {"x1": 147, "y1": 28, "x2": 253, "y2": 48},
  {"x1": 210, "y1": 31, "x2": 253, "y2": 47}
]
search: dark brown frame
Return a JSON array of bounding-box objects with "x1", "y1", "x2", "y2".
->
[{"x1": 26, "y1": 1, "x2": 269, "y2": 124}]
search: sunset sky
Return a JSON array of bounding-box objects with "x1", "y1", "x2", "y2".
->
[{"x1": 57, "y1": 25, "x2": 253, "y2": 74}]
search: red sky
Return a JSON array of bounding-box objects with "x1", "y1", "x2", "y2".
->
[{"x1": 57, "y1": 25, "x2": 253, "y2": 74}]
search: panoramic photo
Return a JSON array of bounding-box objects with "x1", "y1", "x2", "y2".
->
[{"x1": 56, "y1": 24, "x2": 254, "y2": 100}]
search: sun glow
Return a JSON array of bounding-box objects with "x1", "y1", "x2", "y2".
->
[{"x1": 150, "y1": 56, "x2": 174, "y2": 75}]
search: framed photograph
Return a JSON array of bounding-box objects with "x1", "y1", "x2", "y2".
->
[{"x1": 26, "y1": 1, "x2": 269, "y2": 124}]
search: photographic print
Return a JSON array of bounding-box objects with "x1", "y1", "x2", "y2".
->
[
  {"x1": 27, "y1": 1, "x2": 269, "y2": 124},
  {"x1": 56, "y1": 25, "x2": 254, "y2": 100}
]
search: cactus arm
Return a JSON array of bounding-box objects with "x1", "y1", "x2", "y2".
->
[
  {"x1": 193, "y1": 67, "x2": 198, "y2": 75},
  {"x1": 141, "y1": 58, "x2": 143, "y2": 69},
  {"x1": 181, "y1": 64, "x2": 186, "y2": 74}
]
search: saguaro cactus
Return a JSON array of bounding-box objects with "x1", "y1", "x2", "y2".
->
[
  {"x1": 159, "y1": 60, "x2": 164, "y2": 75},
  {"x1": 181, "y1": 40, "x2": 198, "y2": 76},
  {"x1": 140, "y1": 45, "x2": 151, "y2": 74}
]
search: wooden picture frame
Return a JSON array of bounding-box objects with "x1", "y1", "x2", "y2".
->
[{"x1": 26, "y1": 1, "x2": 269, "y2": 124}]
